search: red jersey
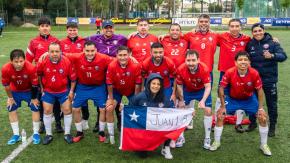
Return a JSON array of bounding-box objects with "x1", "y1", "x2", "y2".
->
[
  {"x1": 37, "y1": 56, "x2": 76, "y2": 93},
  {"x1": 220, "y1": 67, "x2": 262, "y2": 100},
  {"x1": 184, "y1": 31, "x2": 218, "y2": 72},
  {"x1": 127, "y1": 34, "x2": 158, "y2": 63},
  {"x1": 60, "y1": 36, "x2": 85, "y2": 57},
  {"x1": 160, "y1": 36, "x2": 188, "y2": 68},
  {"x1": 26, "y1": 35, "x2": 59, "y2": 64},
  {"x1": 1, "y1": 61, "x2": 38, "y2": 92},
  {"x1": 176, "y1": 63, "x2": 211, "y2": 92},
  {"x1": 95, "y1": 19, "x2": 102, "y2": 26},
  {"x1": 106, "y1": 59, "x2": 142, "y2": 96},
  {"x1": 68, "y1": 52, "x2": 112, "y2": 85},
  {"x1": 142, "y1": 56, "x2": 176, "y2": 88},
  {"x1": 217, "y1": 32, "x2": 251, "y2": 72}
]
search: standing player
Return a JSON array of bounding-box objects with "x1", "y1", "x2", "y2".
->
[
  {"x1": 70, "y1": 41, "x2": 112, "y2": 143},
  {"x1": 87, "y1": 20, "x2": 127, "y2": 131},
  {"x1": 2, "y1": 49, "x2": 40, "y2": 145},
  {"x1": 95, "y1": 17, "x2": 102, "y2": 34},
  {"x1": 0, "y1": 17, "x2": 5, "y2": 37},
  {"x1": 176, "y1": 50, "x2": 212, "y2": 149},
  {"x1": 37, "y1": 43, "x2": 76, "y2": 145},
  {"x1": 142, "y1": 42, "x2": 176, "y2": 100},
  {"x1": 210, "y1": 51, "x2": 272, "y2": 156},
  {"x1": 26, "y1": 17, "x2": 63, "y2": 133},
  {"x1": 60, "y1": 22, "x2": 90, "y2": 130},
  {"x1": 128, "y1": 18, "x2": 158, "y2": 63}
]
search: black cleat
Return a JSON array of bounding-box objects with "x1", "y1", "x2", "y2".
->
[
  {"x1": 268, "y1": 125, "x2": 276, "y2": 137},
  {"x1": 245, "y1": 123, "x2": 257, "y2": 132},
  {"x1": 39, "y1": 122, "x2": 45, "y2": 134},
  {"x1": 55, "y1": 122, "x2": 64, "y2": 133},
  {"x1": 43, "y1": 135, "x2": 53, "y2": 145},
  {"x1": 93, "y1": 122, "x2": 99, "y2": 133},
  {"x1": 64, "y1": 134, "x2": 73, "y2": 144},
  {"x1": 235, "y1": 124, "x2": 245, "y2": 133}
]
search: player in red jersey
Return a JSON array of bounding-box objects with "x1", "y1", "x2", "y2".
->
[
  {"x1": 37, "y1": 43, "x2": 76, "y2": 145},
  {"x1": 95, "y1": 17, "x2": 102, "y2": 34},
  {"x1": 2, "y1": 49, "x2": 41, "y2": 145},
  {"x1": 142, "y1": 42, "x2": 176, "y2": 102},
  {"x1": 176, "y1": 50, "x2": 212, "y2": 149},
  {"x1": 210, "y1": 51, "x2": 272, "y2": 156},
  {"x1": 69, "y1": 41, "x2": 113, "y2": 143},
  {"x1": 106, "y1": 46, "x2": 142, "y2": 144},
  {"x1": 160, "y1": 23, "x2": 188, "y2": 68},
  {"x1": 128, "y1": 18, "x2": 158, "y2": 63},
  {"x1": 60, "y1": 22, "x2": 90, "y2": 131},
  {"x1": 26, "y1": 17, "x2": 63, "y2": 133}
]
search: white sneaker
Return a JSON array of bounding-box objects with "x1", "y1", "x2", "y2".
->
[
  {"x1": 209, "y1": 141, "x2": 221, "y2": 151},
  {"x1": 109, "y1": 135, "x2": 115, "y2": 144},
  {"x1": 170, "y1": 140, "x2": 176, "y2": 148},
  {"x1": 187, "y1": 120, "x2": 193, "y2": 129},
  {"x1": 260, "y1": 144, "x2": 272, "y2": 156},
  {"x1": 203, "y1": 138, "x2": 211, "y2": 150},
  {"x1": 161, "y1": 146, "x2": 173, "y2": 159},
  {"x1": 175, "y1": 136, "x2": 185, "y2": 148},
  {"x1": 81, "y1": 120, "x2": 89, "y2": 130}
]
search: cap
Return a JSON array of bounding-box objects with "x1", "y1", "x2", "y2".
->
[{"x1": 102, "y1": 20, "x2": 114, "y2": 28}]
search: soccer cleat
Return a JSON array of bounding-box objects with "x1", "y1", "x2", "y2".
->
[
  {"x1": 55, "y1": 122, "x2": 64, "y2": 133},
  {"x1": 7, "y1": 135, "x2": 21, "y2": 145},
  {"x1": 170, "y1": 140, "x2": 176, "y2": 148},
  {"x1": 203, "y1": 138, "x2": 211, "y2": 150},
  {"x1": 33, "y1": 134, "x2": 41, "y2": 144},
  {"x1": 43, "y1": 135, "x2": 53, "y2": 145},
  {"x1": 209, "y1": 141, "x2": 221, "y2": 151},
  {"x1": 93, "y1": 122, "x2": 99, "y2": 133},
  {"x1": 73, "y1": 131, "x2": 84, "y2": 143},
  {"x1": 161, "y1": 146, "x2": 173, "y2": 159},
  {"x1": 245, "y1": 123, "x2": 257, "y2": 132},
  {"x1": 64, "y1": 134, "x2": 73, "y2": 144},
  {"x1": 109, "y1": 135, "x2": 115, "y2": 144},
  {"x1": 81, "y1": 120, "x2": 89, "y2": 130},
  {"x1": 260, "y1": 144, "x2": 272, "y2": 156},
  {"x1": 39, "y1": 122, "x2": 45, "y2": 134},
  {"x1": 235, "y1": 124, "x2": 245, "y2": 133},
  {"x1": 99, "y1": 135, "x2": 106, "y2": 142},
  {"x1": 175, "y1": 136, "x2": 185, "y2": 148},
  {"x1": 268, "y1": 125, "x2": 276, "y2": 137},
  {"x1": 187, "y1": 120, "x2": 193, "y2": 130}
]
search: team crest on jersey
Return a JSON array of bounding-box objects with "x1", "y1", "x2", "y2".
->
[
  {"x1": 251, "y1": 46, "x2": 255, "y2": 51},
  {"x1": 81, "y1": 65, "x2": 85, "y2": 69},
  {"x1": 46, "y1": 68, "x2": 50, "y2": 72},
  {"x1": 240, "y1": 41, "x2": 245, "y2": 46},
  {"x1": 126, "y1": 72, "x2": 130, "y2": 76},
  {"x1": 209, "y1": 37, "x2": 213, "y2": 41},
  {"x1": 23, "y1": 74, "x2": 28, "y2": 79},
  {"x1": 37, "y1": 44, "x2": 44, "y2": 49},
  {"x1": 143, "y1": 102, "x2": 147, "y2": 106},
  {"x1": 113, "y1": 40, "x2": 118, "y2": 45},
  {"x1": 64, "y1": 44, "x2": 69, "y2": 50},
  {"x1": 77, "y1": 43, "x2": 82, "y2": 49},
  {"x1": 197, "y1": 78, "x2": 201, "y2": 82},
  {"x1": 163, "y1": 70, "x2": 168, "y2": 75},
  {"x1": 59, "y1": 69, "x2": 64, "y2": 74},
  {"x1": 95, "y1": 66, "x2": 99, "y2": 71},
  {"x1": 150, "y1": 42, "x2": 153, "y2": 45},
  {"x1": 263, "y1": 44, "x2": 269, "y2": 49},
  {"x1": 247, "y1": 82, "x2": 252, "y2": 86},
  {"x1": 180, "y1": 42, "x2": 184, "y2": 47},
  {"x1": 158, "y1": 103, "x2": 164, "y2": 108}
]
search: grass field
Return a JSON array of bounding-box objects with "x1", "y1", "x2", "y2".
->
[{"x1": 0, "y1": 26, "x2": 289, "y2": 163}]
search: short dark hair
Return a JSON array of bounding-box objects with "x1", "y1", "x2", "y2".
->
[
  {"x1": 10, "y1": 49, "x2": 25, "y2": 61},
  {"x1": 84, "y1": 40, "x2": 96, "y2": 47},
  {"x1": 137, "y1": 18, "x2": 149, "y2": 25},
  {"x1": 117, "y1": 45, "x2": 130, "y2": 53},
  {"x1": 228, "y1": 18, "x2": 241, "y2": 26},
  {"x1": 198, "y1": 14, "x2": 210, "y2": 20},
  {"x1": 251, "y1": 23, "x2": 265, "y2": 31},
  {"x1": 38, "y1": 17, "x2": 51, "y2": 26},
  {"x1": 151, "y1": 42, "x2": 163, "y2": 49},
  {"x1": 169, "y1": 23, "x2": 181, "y2": 31},
  {"x1": 186, "y1": 50, "x2": 199, "y2": 59},
  {"x1": 235, "y1": 51, "x2": 250, "y2": 61},
  {"x1": 66, "y1": 22, "x2": 78, "y2": 29}
]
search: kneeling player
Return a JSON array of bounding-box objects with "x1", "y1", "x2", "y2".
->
[
  {"x1": 2, "y1": 49, "x2": 40, "y2": 145},
  {"x1": 176, "y1": 50, "x2": 212, "y2": 149},
  {"x1": 37, "y1": 43, "x2": 76, "y2": 145},
  {"x1": 210, "y1": 51, "x2": 271, "y2": 156}
]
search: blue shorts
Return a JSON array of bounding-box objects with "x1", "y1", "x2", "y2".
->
[
  {"x1": 7, "y1": 91, "x2": 39, "y2": 112},
  {"x1": 183, "y1": 88, "x2": 212, "y2": 108},
  {"x1": 218, "y1": 72, "x2": 229, "y2": 95},
  {"x1": 225, "y1": 94, "x2": 258, "y2": 116},
  {"x1": 113, "y1": 90, "x2": 134, "y2": 104},
  {"x1": 164, "y1": 87, "x2": 173, "y2": 99},
  {"x1": 42, "y1": 91, "x2": 69, "y2": 105},
  {"x1": 73, "y1": 84, "x2": 107, "y2": 109}
]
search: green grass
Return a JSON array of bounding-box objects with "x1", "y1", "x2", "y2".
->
[{"x1": 0, "y1": 26, "x2": 289, "y2": 162}]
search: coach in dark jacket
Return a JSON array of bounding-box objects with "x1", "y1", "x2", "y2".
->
[{"x1": 246, "y1": 23, "x2": 287, "y2": 137}]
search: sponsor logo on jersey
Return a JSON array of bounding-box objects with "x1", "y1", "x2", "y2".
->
[
  {"x1": 37, "y1": 43, "x2": 44, "y2": 49},
  {"x1": 263, "y1": 44, "x2": 269, "y2": 49},
  {"x1": 77, "y1": 43, "x2": 82, "y2": 49},
  {"x1": 64, "y1": 44, "x2": 69, "y2": 50}
]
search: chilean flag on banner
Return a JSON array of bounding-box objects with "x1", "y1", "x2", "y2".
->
[{"x1": 120, "y1": 106, "x2": 194, "y2": 151}]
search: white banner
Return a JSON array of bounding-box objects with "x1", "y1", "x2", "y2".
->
[{"x1": 172, "y1": 18, "x2": 198, "y2": 27}]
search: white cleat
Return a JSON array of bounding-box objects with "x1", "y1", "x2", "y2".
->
[
  {"x1": 109, "y1": 135, "x2": 115, "y2": 144},
  {"x1": 209, "y1": 141, "x2": 221, "y2": 151},
  {"x1": 203, "y1": 138, "x2": 211, "y2": 150},
  {"x1": 81, "y1": 120, "x2": 89, "y2": 130},
  {"x1": 161, "y1": 146, "x2": 173, "y2": 159},
  {"x1": 175, "y1": 136, "x2": 185, "y2": 148},
  {"x1": 260, "y1": 144, "x2": 272, "y2": 156}
]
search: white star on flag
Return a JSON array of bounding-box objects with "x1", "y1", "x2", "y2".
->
[{"x1": 129, "y1": 111, "x2": 139, "y2": 122}]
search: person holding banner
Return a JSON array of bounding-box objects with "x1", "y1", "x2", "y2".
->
[
  {"x1": 176, "y1": 50, "x2": 212, "y2": 149},
  {"x1": 210, "y1": 51, "x2": 272, "y2": 156}
]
